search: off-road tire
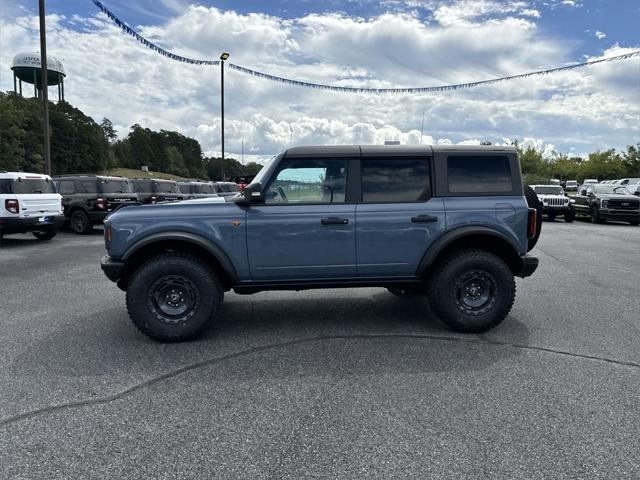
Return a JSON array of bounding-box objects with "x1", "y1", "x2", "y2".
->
[
  {"x1": 126, "y1": 253, "x2": 223, "y2": 342},
  {"x1": 523, "y1": 185, "x2": 542, "y2": 251},
  {"x1": 590, "y1": 206, "x2": 603, "y2": 224},
  {"x1": 33, "y1": 228, "x2": 58, "y2": 241},
  {"x1": 70, "y1": 210, "x2": 92, "y2": 234},
  {"x1": 427, "y1": 249, "x2": 515, "y2": 333},
  {"x1": 564, "y1": 205, "x2": 575, "y2": 223}
]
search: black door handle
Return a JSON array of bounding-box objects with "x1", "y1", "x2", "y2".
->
[
  {"x1": 321, "y1": 217, "x2": 349, "y2": 225},
  {"x1": 411, "y1": 214, "x2": 438, "y2": 223}
]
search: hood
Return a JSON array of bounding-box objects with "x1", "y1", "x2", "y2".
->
[
  {"x1": 107, "y1": 197, "x2": 241, "y2": 222},
  {"x1": 596, "y1": 193, "x2": 638, "y2": 200}
]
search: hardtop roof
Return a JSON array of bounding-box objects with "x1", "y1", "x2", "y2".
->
[
  {"x1": 0, "y1": 172, "x2": 53, "y2": 180},
  {"x1": 283, "y1": 144, "x2": 516, "y2": 157}
]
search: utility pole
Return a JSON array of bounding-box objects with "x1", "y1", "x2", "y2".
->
[
  {"x1": 219, "y1": 52, "x2": 230, "y2": 181},
  {"x1": 39, "y1": 0, "x2": 51, "y2": 175}
]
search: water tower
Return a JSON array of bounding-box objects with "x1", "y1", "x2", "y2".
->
[{"x1": 11, "y1": 52, "x2": 66, "y2": 101}]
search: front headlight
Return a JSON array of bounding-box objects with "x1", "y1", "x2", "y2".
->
[
  {"x1": 601, "y1": 199, "x2": 609, "y2": 208},
  {"x1": 569, "y1": 198, "x2": 575, "y2": 204}
]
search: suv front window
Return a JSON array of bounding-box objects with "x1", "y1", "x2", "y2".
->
[
  {"x1": 266, "y1": 158, "x2": 347, "y2": 204},
  {"x1": 362, "y1": 158, "x2": 430, "y2": 203},
  {"x1": 155, "y1": 182, "x2": 180, "y2": 194},
  {"x1": 132, "y1": 180, "x2": 152, "y2": 193},
  {"x1": 533, "y1": 186, "x2": 563, "y2": 195}
]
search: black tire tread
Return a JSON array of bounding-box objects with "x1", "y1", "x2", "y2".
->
[
  {"x1": 427, "y1": 249, "x2": 515, "y2": 333},
  {"x1": 126, "y1": 252, "x2": 223, "y2": 342}
]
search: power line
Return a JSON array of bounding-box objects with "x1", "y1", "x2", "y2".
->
[{"x1": 92, "y1": 0, "x2": 640, "y2": 95}]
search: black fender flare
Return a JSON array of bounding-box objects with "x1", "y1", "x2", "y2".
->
[
  {"x1": 416, "y1": 226, "x2": 521, "y2": 276},
  {"x1": 122, "y1": 231, "x2": 239, "y2": 282}
]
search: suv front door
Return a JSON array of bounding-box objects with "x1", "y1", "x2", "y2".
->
[
  {"x1": 355, "y1": 155, "x2": 445, "y2": 276},
  {"x1": 246, "y1": 157, "x2": 356, "y2": 280}
]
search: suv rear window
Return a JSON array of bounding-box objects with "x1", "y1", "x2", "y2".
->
[
  {"x1": 155, "y1": 182, "x2": 180, "y2": 194},
  {"x1": 447, "y1": 155, "x2": 512, "y2": 193},
  {"x1": 361, "y1": 158, "x2": 430, "y2": 203},
  {"x1": 131, "y1": 180, "x2": 152, "y2": 193},
  {"x1": 195, "y1": 183, "x2": 215, "y2": 194},
  {"x1": 101, "y1": 179, "x2": 134, "y2": 194},
  {"x1": 2, "y1": 178, "x2": 57, "y2": 194}
]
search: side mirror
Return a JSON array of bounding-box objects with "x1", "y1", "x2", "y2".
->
[{"x1": 235, "y1": 182, "x2": 263, "y2": 206}]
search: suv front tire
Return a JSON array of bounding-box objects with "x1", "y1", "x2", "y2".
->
[
  {"x1": 427, "y1": 250, "x2": 515, "y2": 333},
  {"x1": 126, "y1": 253, "x2": 223, "y2": 342}
]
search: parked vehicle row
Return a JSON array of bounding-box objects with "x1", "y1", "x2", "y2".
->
[
  {"x1": 1, "y1": 173, "x2": 236, "y2": 239},
  {"x1": 530, "y1": 181, "x2": 640, "y2": 226}
]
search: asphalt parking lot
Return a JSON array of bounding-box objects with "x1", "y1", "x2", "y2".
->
[{"x1": 1, "y1": 221, "x2": 639, "y2": 479}]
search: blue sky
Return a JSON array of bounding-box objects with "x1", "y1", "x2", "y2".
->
[
  {"x1": 21, "y1": 0, "x2": 640, "y2": 61},
  {"x1": 1, "y1": 1, "x2": 638, "y2": 159}
]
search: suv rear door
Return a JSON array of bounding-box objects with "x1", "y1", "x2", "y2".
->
[
  {"x1": 11, "y1": 176, "x2": 61, "y2": 218},
  {"x1": 355, "y1": 152, "x2": 445, "y2": 276},
  {"x1": 246, "y1": 155, "x2": 356, "y2": 280}
]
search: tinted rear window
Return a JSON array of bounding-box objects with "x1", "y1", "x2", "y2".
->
[
  {"x1": 361, "y1": 158, "x2": 430, "y2": 203},
  {"x1": 5, "y1": 178, "x2": 57, "y2": 194},
  {"x1": 155, "y1": 182, "x2": 180, "y2": 194},
  {"x1": 131, "y1": 180, "x2": 152, "y2": 193},
  {"x1": 74, "y1": 179, "x2": 98, "y2": 194},
  {"x1": 447, "y1": 155, "x2": 513, "y2": 193},
  {"x1": 101, "y1": 179, "x2": 133, "y2": 194},
  {"x1": 177, "y1": 183, "x2": 192, "y2": 194},
  {"x1": 194, "y1": 183, "x2": 215, "y2": 194}
]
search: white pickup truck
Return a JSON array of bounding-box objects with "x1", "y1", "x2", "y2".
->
[{"x1": 0, "y1": 172, "x2": 65, "y2": 242}]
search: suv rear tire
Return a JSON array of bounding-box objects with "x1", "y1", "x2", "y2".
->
[
  {"x1": 126, "y1": 253, "x2": 223, "y2": 342},
  {"x1": 427, "y1": 250, "x2": 515, "y2": 333},
  {"x1": 70, "y1": 210, "x2": 92, "y2": 234}
]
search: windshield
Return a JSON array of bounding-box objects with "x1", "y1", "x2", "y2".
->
[
  {"x1": 534, "y1": 186, "x2": 562, "y2": 195},
  {"x1": 594, "y1": 185, "x2": 627, "y2": 194},
  {"x1": 5, "y1": 178, "x2": 57, "y2": 194},
  {"x1": 101, "y1": 179, "x2": 133, "y2": 194},
  {"x1": 155, "y1": 181, "x2": 180, "y2": 194},
  {"x1": 250, "y1": 156, "x2": 276, "y2": 185}
]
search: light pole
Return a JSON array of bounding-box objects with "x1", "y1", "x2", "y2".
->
[
  {"x1": 219, "y1": 52, "x2": 229, "y2": 181},
  {"x1": 39, "y1": 0, "x2": 51, "y2": 175}
]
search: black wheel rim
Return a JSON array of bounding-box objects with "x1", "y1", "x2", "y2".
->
[
  {"x1": 148, "y1": 275, "x2": 200, "y2": 325},
  {"x1": 72, "y1": 213, "x2": 86, "y2": 232},
  {"x1": 454, "y1": 270, "x2": 497, "y2": 316}
]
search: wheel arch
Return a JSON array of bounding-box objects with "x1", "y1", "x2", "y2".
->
[
  {"x1": 417, "y1": 227, "x2": 522, "y2": 277},
  {"x1": 118, "y1": 232, "x2": 238, "y2": 290}
]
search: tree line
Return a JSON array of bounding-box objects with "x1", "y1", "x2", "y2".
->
[
  {"x1": 1, "y1": 92, "x2": 637, "y2": 182},
  {"x1": 0, "y1": 93, "x2": 262, "y2": 180}
]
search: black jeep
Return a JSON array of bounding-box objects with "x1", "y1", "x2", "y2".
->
[{"x1": 54, "y1": 175, "x2": 138, "y2": 234}]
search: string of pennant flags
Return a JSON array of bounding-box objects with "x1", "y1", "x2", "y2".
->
[{"x1": 92, "y1": 0, "x2": 640, "y2": 94}]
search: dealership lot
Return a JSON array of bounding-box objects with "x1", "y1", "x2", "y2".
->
[{"x1": 1, "y1": 222, "x2": 639, "y2": 479}]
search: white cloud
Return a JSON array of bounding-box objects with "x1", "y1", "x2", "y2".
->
[
  {"x1": 594, "y1": 30, "x2": 606, "y2": 39},
  {"x1": 0, "y1": 3, "x2": 637, "y2": 163}
]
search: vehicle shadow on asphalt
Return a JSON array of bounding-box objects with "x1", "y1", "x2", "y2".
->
[{"x1": 10, "y1": 291, "x2": 530, "y2": 379}]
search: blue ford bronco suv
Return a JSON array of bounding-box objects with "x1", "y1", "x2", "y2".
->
[{"x1": 101, "y1": 145, "x2": 539, "y2": 342}]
